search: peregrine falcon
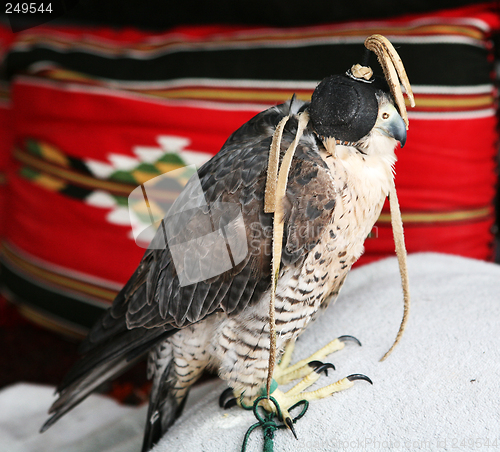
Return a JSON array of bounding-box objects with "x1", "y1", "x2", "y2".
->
[{"x1": 42, "y1": 64, "x2": 410, "y2": 451}]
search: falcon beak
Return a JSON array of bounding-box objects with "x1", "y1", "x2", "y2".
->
[{"x1": 385, "y1": 109, "x2": 407, "y2": 148}]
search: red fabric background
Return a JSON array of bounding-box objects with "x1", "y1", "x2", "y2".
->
[
  {"x1": 7, "y1": 80, "x2": 262, "y2": 282},
  {"x1": 2, "y1": 4, "x2": 499, "y2": 325},
  {"x1": 7, "y1": 78, "x2": 497, "y2": 282}
]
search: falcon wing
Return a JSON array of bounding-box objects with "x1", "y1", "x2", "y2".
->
[{"x1": 84, "y1": 100, "x2": 339, "y2": 347}]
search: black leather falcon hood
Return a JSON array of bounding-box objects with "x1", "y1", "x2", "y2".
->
[{"x1": 308, "y1": 73, "x2": 390, "y2": 143}]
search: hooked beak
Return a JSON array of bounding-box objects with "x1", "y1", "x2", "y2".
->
[{"x1": 385, "y1": 110, "x2": 407, "y2": 148}]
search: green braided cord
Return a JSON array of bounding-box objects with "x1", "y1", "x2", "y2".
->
[{"x1": 240, "y1": 396, "x2": 309, "y2": 452}]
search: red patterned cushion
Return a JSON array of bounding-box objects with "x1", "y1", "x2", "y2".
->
[{"x1": 1, "y1": 4, "x2": 499, "y2": 335}]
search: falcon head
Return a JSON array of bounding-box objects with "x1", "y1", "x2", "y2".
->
[{"x1": 308, "y1": 74, "x2": 407, "y2": 154}]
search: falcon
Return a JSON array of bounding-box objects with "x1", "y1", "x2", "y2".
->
[{"x1": 42, "y1": 36, "x2": 413, "y2": 452}]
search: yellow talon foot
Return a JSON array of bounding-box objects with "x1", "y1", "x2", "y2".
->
[
  {"x1": 250, "y1": 335, "x2": 369, "y2": 437},
  {"x1": 268, "y1": 373, "x2": 372, "y2": 414},
  {"x1": 223, "y1": 334, "x2": 370, "y2": 440},
  {"x1": 256, "y1": 373, "x2": 371, "y2": 438},
  {"x1": 274, "y1": 335, "x2": 361, "y2": 385}
]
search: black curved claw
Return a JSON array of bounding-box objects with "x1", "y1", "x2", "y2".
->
[
  {"x1": 219, "y1": 387, "x2": 237, "y2": 408},
  {"x1": 308, "y1": 360, "x2": 336, "y2": 376},
  {"x1": 224, "y1": 398, "x2": 238, "y2": 409},
  {"x1": 347, "y1": 374, "x2": 373, "y2": 385},
  {"x1": 338, "y1": 335, "x2": 362, "y2": 347},
  {"x1": 284, "y1": 416, "x2": 298, "y2": 440}
]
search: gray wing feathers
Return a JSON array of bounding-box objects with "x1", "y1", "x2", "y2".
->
[{"x1": 70, "y1": 99, "x2": 338, "y2": 360}]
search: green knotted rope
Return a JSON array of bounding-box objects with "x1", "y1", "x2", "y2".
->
[{"x1": 240, "y1": 396, "x2": 309, "y2": 452}]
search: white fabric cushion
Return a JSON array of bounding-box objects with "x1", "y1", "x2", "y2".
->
[
  {"x1": 153, "y1": 253, "x2": 500, "y2": 452},
  {"x1": 2, "y1": 253, "x2": 499, "y2": 452}
]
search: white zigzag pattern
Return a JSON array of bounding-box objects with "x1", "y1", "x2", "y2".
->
[
  {"x1": 85, "y1": 135, "x2": 212, "y2": 179},
  {"x1": 85, "y1": 135, "x2": 212, "y2": 244}
]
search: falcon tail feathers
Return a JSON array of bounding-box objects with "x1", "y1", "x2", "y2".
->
[
  {"x1": 41, "y1": 328, "x2": 177, "y2": 434},
  {"x1": 41, "y1": 355, "x2": 136, "y2": 433},
  {"x1": 142, "y1": 362, "x2": 189, "y2": 452},
  {"x1": 57, "y1": 328, "x2": 174, "y2": 393}
]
